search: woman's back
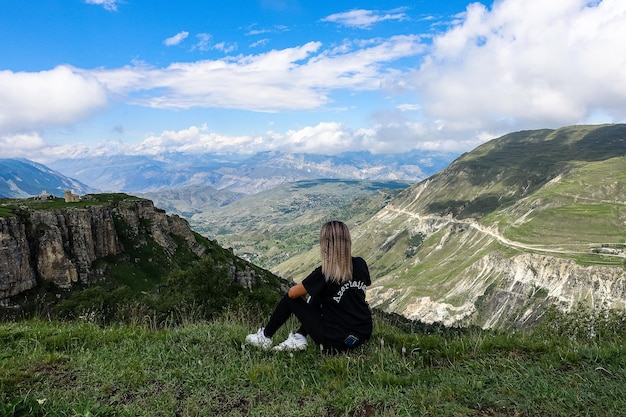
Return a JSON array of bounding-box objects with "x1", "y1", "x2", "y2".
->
[{"x1": 303, "y1": 257, "x2": 372, "y2": 342}]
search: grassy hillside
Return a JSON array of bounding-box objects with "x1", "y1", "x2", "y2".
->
[
  {"x1": 385, "y1": 125, "x2": 626, "y2": 265},
  {"x1": 190, "y1": 179, "x2": 410, "y2": 268},
  {"x1": 139, "y1": 184, "x2": 244, "y2": 218},
  {"x1": 2, "y1": 307, "x2": 625, "y2": 417},
  {"x1": 1, "y1": 193, "x2": 289, "y2": 323},
  {"x1": 400, "y1": 124, "x2": 626, "y2": 224},
  {"x1": 274, "y1": 125, "x2": 626, "y2": 329},
  {"x1": 491, "y1": 156, "x2": 626, "y2": 249}
]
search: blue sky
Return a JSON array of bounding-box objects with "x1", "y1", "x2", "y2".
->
[{"x1": 1, "y1": 0, "x2": 625, "y2": 162}]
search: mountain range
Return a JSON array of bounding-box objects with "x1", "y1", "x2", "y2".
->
[
  {"x1": 46, "y1": 150, "x2": 454, "y2": 194},
  {"x1": 0, "y1": 158, "x2": 95, "y2": 198},
  {"x1": 2, "y1": 124, "x2": 625, "y2": 330},
  {"x1": 273, "y1": 124, "x2": 626, "y2": 329}
]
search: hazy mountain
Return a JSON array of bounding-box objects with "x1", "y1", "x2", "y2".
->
[
  {"x1": 48, "y1": 154, "x2": 242, "y2": 194},
  {"x1": 0, "y1": 158, "x2": 95, "y2": 198},
  {"x1": 272, "y1": 124, "x2": 626, "y2": 329},
  {"x1": 186, "y1": 179, "x2": 411, "y2": 267},
  {"x1": 5, "y1": 124, "x2": 624, "y2": 330},
  {"x1": 139, "y1": 184, "x2": 245, "y2": 218},
  {"x1": 48, "y1": 150, "x2": 455, "y2": 194}
]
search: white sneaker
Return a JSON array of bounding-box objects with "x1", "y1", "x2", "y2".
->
[
  {"x1": 245, "y1": 328, "x2": 273, "y2": 349},
  {"x1": 273, "y1": 333, "x2": 308, "y2": 351}
]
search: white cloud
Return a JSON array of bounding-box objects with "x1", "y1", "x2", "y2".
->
[
  {"x1": 23, "y1": 116, "x2": 483, "y2": 164},
  {"x1": 397, "y1": 103, "x2": 421, "y2": 112},
  {"x1": 89, "y1": 35, "x2": 423, "y2": 111},
  {"x1": 164, "y1": 31, "x2": 189, "y2": 46},
  {"x1": 0, "y1": 66, "x2": 108, "y2": 134},
  {"x1": 322, "y1": 8, "x2": 408, "y2": 29},
  {"x1": 134, "y1": 123, "x2": 359, "y2": 155},
  {"x1": 6, "y1": 0, "x2": 626, "y2": 161},
  {"x1": 103, "y1": 118, "x2": 478, "y2": 158},
  {"x1": 213, "y1": 42, "x2": 238, "y2": 54},
  {"x1": 0, "y1": 133, "x2": 47, "y2": 158},
  {"x1": 189, "y1": 34, "x2": 237, "y2": 53},
  {"x1": 412, "y1": 0, "x2": 626, "y2": 135},
  {"x1": 84, "y1": 0, "x2": 120, "y2": 12},
  {"x1": 284, "y1": 122, "x2": 355, "y2": 153},
  {"x1": 135, "y1": 125, "x2": 262, "y2": 155},
  {"x1": 246, "y1": 24, "x2": 289, "y2": 36},
  {"x1": 250, "y1": 38, "x2": 270, "y2": 48},
  {"x1": 192, "y1": 33, "x2": 211, "y2": 51}
]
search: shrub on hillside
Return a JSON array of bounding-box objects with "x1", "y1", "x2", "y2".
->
[{"x1": 540, "y1": 304, "x2": 626, "y2": 342}]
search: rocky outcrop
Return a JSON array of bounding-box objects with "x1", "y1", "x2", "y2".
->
[
  {"x1": 0, "y1": 219, "x2": 37, "y2": 299},
  {"x1": 366, "y1": 215, "x2": 626, "y2": 329},
  {"x1": 370, "y1": 252, "x2": 626, "y2": 329},
  {"x1": 0, "y1": 198, "x2": 206, "y2": 301},
  {"x1": 480, "y1": 254, "x2": 626, "y2": 327}
]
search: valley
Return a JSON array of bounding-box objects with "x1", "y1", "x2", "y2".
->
[
  {"x1": 185, "y1": 179, "x2": 410, "y2": 267},
  {"x1": 1, "y1": 124, "x2": 625, "y2": 331},
  {"x1": 260, "y1": 125, "x2": 626, "y2": 329}
]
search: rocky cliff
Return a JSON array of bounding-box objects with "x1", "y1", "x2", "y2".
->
[
  {"x1": 357, "y1": 192, "x2": 626, "y2": 329},
  {"x1": 0, "y1": 196, "x2": 207, "y2": 302},
  {"x1": 365, "y1": 216, "x2": 626, "y2": 329}
]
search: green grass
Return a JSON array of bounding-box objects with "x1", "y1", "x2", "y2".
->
[
  {"x1": 0, "y1": 194, "x2": 142, "y2": 217},
  {"x1": 503, "y1": 203, "x2": 625, "y2": 247},
  {"x1": 1, "y1": 309, "x2": 625, "y2": 417}
]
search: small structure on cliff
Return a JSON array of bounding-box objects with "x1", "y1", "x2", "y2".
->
[
  {"x1": 35, "y1": 190, "x2": 49, "y2": 201},
  {"x1": 64, "y1": 190, "x2": 80, "y2": 203}
]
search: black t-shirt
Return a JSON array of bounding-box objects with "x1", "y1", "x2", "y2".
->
[{"x1": 302, "y1": 256, "x2": 373, "y2": 342}]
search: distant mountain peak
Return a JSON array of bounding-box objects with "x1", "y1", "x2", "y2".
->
[
  {"x1": 0, "y1": 158, "x2": 95, "y2": 198},
  {"x1": 46, "y1": 150, "x2": 457, "y2": 194}
]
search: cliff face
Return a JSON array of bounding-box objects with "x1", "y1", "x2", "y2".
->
[
  {"x1": 346, "y1": 125, "x2": 626, "y2": 329},
  {"x1": 0, "y1": 219, "x2": 37, "y2": 299},
  {"x1": 361, "y1": 208, "x2": 626, "y2": 329},
  {"x1": 0, "y1": 198, "x2": 206, "y2": 301},
  {"x1": 368, "y1": 251, "x2": 626, "y2": 329}
]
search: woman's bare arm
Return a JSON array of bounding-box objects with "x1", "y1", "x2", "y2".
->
[{"x1": 288, "y1": 282, "x2": 307, "y2": 299}]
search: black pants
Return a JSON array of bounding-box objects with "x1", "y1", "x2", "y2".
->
[{"x1": 263, "y1": 294, "x2": 353, "y2": 352}]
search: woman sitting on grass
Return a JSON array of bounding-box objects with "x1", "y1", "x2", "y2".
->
[{"x1": 246, "y1": 220, "x2": 373, "y2": 352}]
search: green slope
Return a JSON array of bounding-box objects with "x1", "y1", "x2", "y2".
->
[
  {"x1": 2, "y1": 311, "x2": 626, "y2": 417},
  {"x1": 400, "y1": 124, "x2": 626, "y2": 220},
  {"x1": 275, "y1": 124, "x2": 626, "y2": 328},
  {"x1": 492, "y1": 156, "x2": 626, "y2": 249},
  {"x1": 190, "y1": 179, "x2": 410, "y2": 268}
]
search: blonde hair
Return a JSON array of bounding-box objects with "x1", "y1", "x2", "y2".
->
[{"x1": 320, "y1": 221, "x2": 353, "y2": 283}]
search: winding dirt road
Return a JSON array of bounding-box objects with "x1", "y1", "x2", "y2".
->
[{"x1": 384, "y1": 206, "x2": 624, "y2": 258}]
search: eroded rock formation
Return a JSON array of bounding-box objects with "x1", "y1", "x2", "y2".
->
[{"x1": 0, "y1": 198, "x2": 206, "y2": 301}]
